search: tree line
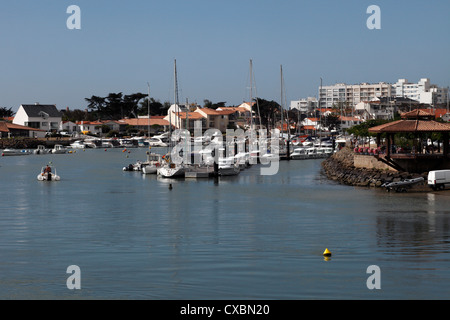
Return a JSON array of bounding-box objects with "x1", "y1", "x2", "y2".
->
[{"x1": 58, "y1": 92, "x2": 345, "y2": 133}]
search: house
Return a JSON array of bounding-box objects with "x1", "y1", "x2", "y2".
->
[
  {"x1": 0, "y1": 121, "x2": 44, "y2": 138},
  {"x1": 217, "y1": 106, "x2": 251, "y2": 129},
  {"x1": 76, "y1": 121, "x2": 103, "y2": 135},
  {"x1": 101, "y1": 120, "x2": 125, "y2": 133},
  {"x1": 168, "y1": 112, "x2": 205, "y2": 131},
  {"x1": 120, "y1": 117, "x2": 171, "y2": 134},
  {"x1": 194, "y1": 108, "x2": 235, "y2": 132},
  {"x1": 339, "y1": 116, "x2": 363, "y2": 129},
  {"x1": 13, "y1": 103, "x2": 62, "y2": 133},
  {"x1": 164, "y1": 107, "x2": 236, "y2": 132},
  {"x1": 60, "y1": 121, "x2": 77, "y2": 133}
]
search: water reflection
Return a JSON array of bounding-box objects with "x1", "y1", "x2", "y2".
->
[{"x1": 375, "y1": 192, "x2": 450, "y2": 259}]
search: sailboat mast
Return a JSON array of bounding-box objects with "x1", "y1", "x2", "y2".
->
[
  {"x1": 280, "y1": 65, "x2": 284, "y2": 138},
  {"x1": 250, "y1": 59, "x2": 253, "y2": 131},
  {"x1": 147, "y1": 82, "x2": 150, "y2": 137},
  {"x1": 174, "y1": 59, "x2": 180, "y2": 130}
]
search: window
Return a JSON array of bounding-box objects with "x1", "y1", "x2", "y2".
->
[{"x1": 26, "y1": 122, "x2": 40, "y2": 129}]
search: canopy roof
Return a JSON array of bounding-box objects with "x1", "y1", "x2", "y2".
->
[{"x1": 369, "y1": 119, "x2": 450, "y2": 133}]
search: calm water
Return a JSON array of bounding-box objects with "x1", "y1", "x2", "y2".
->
[{"x1": 0, "y1": 147, "x2": 449, "y2": 300}]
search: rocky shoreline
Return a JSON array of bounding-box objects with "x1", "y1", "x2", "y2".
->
[{"x1": 321, "y1": 147, "x2": 428, "y2": 189}]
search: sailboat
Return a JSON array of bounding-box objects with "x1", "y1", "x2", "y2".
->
[{"x1": 157, "y1": 59, "x2": 186, "y2": 178}]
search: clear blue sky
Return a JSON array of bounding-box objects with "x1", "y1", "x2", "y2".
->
[{"x1": 0, "y1": 0, "x2": 449, "y2": 112}]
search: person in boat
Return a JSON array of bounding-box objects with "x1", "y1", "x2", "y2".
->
[{"x1": 44, "y1": 165, "x2": 51, "y2": 173}]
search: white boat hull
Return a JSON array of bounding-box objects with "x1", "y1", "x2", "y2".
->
[
  {"x1": 142, "y1": 165, "x2": 158, "y2": 174},
  {"x1": 157, "y1": 165, "x2": 185, "y2": 178},
  {"x1": 37, "y1": 172, "x2": 60, "y2": 181}
]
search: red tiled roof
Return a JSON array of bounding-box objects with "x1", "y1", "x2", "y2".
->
[
  {"x1": 121, "y1": 118, "x2": 170, "y2": 127},
  {"x1": 197, "y1": 108, "x2": 235, "y2": 115},
  {"x1": 369, "y1": 120, "x2": 450, "y2": 133},
  {"x1": 0, "y1": 121, "x2": 44, "y2": 132},
  {"x1": 176, "y1": 112, "x2": 204, "y2": 120},
  {"x1": 400, "y1": 109, "x2": 433, "y2": 119},
  {"x1": 219, "y1": 107, "x2": 249, "y2": 113}
]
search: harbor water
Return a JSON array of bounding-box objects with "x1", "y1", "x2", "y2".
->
[{"x1": 0, "y1": 148, "x2": 449, "y2": 299}]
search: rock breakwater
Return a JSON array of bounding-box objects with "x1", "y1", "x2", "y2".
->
[{"x1": 321, "y1": 147, "x2": 427, "y2": 188}]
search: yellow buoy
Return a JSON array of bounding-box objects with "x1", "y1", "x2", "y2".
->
[{"x1": 323, "y1": 248, "x2": 332, "y2": 257}]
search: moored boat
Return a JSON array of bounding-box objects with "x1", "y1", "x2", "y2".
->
[
  {"x1": 2, "y1": 149, "x2": 31, "y2": 156},
  {"x1": 51, "y1": 144, "x2": 67, "y2": 154}
]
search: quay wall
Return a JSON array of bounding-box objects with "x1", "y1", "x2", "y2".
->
[
  {"x1": 0, "y1": 138, "x2": 72, "y2": 149},
  {"x1": 321, "y1": 147, "x2": 427, "y2": 188},
  {"x1": 354, "y1": 154, "x2": 395, "y2": 171}
]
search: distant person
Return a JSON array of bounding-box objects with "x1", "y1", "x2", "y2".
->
[{"x1": 44, "y1": 165, "x2": 51, "y2": 173}]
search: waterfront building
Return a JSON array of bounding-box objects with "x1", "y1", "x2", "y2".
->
[
  {"x1": 393, "y1": 78, "x2": 448, "y2": 106},
  {"x1": 290, "y1": 97, "x2": 318, "y2": 113},
  {"x1": 120, "y1": 117, "x2": 171, "y2": 134},
  {"x1": 339, "y1": 116, "x2": 363, "y2": 130},
  {"x1": 59, "y1": 121, "x2": 77, "y2": 134},
  {"x1": 318, "y1": 82, "x2": 393, "y2": 109},
  {"x1": 369, "y1": 109, "x2": 450, "y2": 172},
  {"x1": 0, "y1": 121, "x2": 44, "y2": 138},
  {"x1": 75, "y1": 120, "x2": 103, "y2": 135},
  {"x1": 13, "y1": 103, "x2": 62, "y2": 135}
]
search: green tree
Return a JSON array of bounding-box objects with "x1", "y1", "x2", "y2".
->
[
  {"x1": 0, "y1": 107, "x2": 15, "y2": 118},
  {"x1": 85, "y1": 92, "x2": 147, "y2": 119},
  {"x1": 254, "y1": 98, "x2": 281, "y2": 129},
  {"x1": 138, "y1": 98, "x2": 165, "y2": 116},
  {"x1": 321, "y1": 114, "x2": 341, "y2": 131}
]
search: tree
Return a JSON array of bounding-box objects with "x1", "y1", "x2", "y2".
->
[
  {"x1": 346, "y1": 119, "x2": 389, "y2": 137},
  {"x1": 254, "y1": 98, "x2": 281, "y2": 129},
  {"x1": 321, "y1": 114, "x2": 341, "y2": 132},
  {"x1": 0, "y1": 107, "x2": 15, "y2": 118},
  {"x1": 138, "y1": 98, "x2": 165, "y2": 116},
  {"x1": 85, "y1": 92, "x2": 147, "y2": 119},
  {"x1": 203, "y1": 100, "x2": 227, "y2": 110}
]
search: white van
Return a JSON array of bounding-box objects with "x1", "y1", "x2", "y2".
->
[{"x1": 428, "y1": 170, "x2": 450, "y2": 190}]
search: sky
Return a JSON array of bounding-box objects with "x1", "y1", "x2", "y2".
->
[{"x1": 0, "y1": 0, "x2": 449, "y2": 112}]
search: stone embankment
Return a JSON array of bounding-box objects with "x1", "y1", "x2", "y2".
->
[
  {"x1": 0, "y1": 138, "x2": 71, "y2": 149},
  {"x1": 321, "y1": 147, "x2": 428, "y2": 188}
]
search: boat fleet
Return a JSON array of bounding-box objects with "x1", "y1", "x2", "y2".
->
[
  {"x1": 1, "y1": 133, "x2": 341, "y2": 182},
  {"x1": 121, "y1": 135, "x2": 338, "y2": 179}
]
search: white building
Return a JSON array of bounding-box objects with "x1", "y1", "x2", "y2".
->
[
  {"x1": 60, "y1": 121, "x2": 77, "y2": 133},
  {"x1": 318, "y1": 82, "x2": 393, "y2": 109},
  {"x1": 13, "y1": 103, "x2": 62, "y2": 134},
  {"x1": 290, "y1": 97, "x2": 318, "y2": 113},
  {"x1": 393, "y1": 78, "x2": 448, "y2": 105}
]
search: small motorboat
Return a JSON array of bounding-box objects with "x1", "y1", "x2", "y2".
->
[
  {"x1": 2, "y1": 149, "x2": 31, "y2": 156},
  {"x1": 123, "y1": 152, "x2": 163, "y2": 173},
  {"x1": 141, "y1": 153, "x2": 163, "y2": 174},
  {"x1": 51, "y1": 144, "x2": 67, "y2": 154},
  {"x1": 382, "y1": 177, "x2": 424, "y2": 192},
  {"x1": 33, "y1": 145, "x2": 51, "y2": 154},
  {"x1": 37, "y1": 165, "x2": 60, "y2": 181},
  {"x1": 70, "y1": 140, "x2": 88, "y2": 149}
]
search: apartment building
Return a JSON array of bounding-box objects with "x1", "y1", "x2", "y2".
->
[
  {"x1": 394, "y1": 78, "x2": 448, "y2": 105},
  {"x1": 318, "y1": 82, "x2": 393, "y2": 109},
  {"x1": 289, "y1": 97, "x2": 318, "y2": 113}
]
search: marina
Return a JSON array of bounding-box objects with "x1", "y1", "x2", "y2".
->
[{"x1": 0, "y1": 147, "x2": 449, "y2": 299}]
